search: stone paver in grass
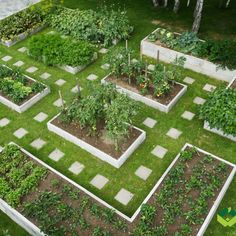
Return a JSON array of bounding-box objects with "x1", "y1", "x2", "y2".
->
[
  {"x1": 34, "y1": 112, "x2": 48, "y2": 122},
  {"x1": 90, "y1": 174, "x2": 109, "y2": 190},
  {"x1": 13, "y1": 61, "x2": 24, "y2": 67},
  {"x1": 40, "y1": 72, "x2": 51, "y2": 80},
  {"x1": 1, "y1": 55, "x2": 12, "y2": 62},
  {"x1": 49, "y1": 149, "x2": 64, "y2": 162},
  {"x1": 135, "y1": 165, "x2": 152, "y2": 181},
  {"x1": 30, "y1": 138, "x2": 46, "y2": 150},
  {"x1": 181, "y1": 111, "x2": 195, "y2": 121},
  {"x1": 148, "y1": 64, "x2": 155, "y2": 71},
  {"x1": 193, "y1": 96, "x2": 206, "y2": 105},
  {"x1": 87, "y1": 74, "x2": 98, "y2": 81},
  {"x1": 68, "y1": 161, "x2": 85, "y2": 175},
  {"x1": 101, "y1": 63, "x2": 110, "y2": 70},
  {"x1": 71, "y1": 85, "x2": 83, "y2": 94},
  {"x1": 166, "y1": 128, "x2": 182, "y2": 139},
  {"x1": 53, "y1": 98, "x2": 65, "y2": 107},
  {"x1": 203, "y1": 83, "x2": 216, "y2": 92},
  {"x1": 18, "y1": 47, "x2": 27, "y2": 53},
  {"x1": 143, "y1": 117, "x2": 157, "y2": 128},
  {"x1": 0, "y1": 118, "x2": 10, "y2": 127},
  {"x1": 99, "y1": 48, "x2": 108, "y2": 54},
  {"x1": 131, "y1": 58, "x2": 138, "y2": 63},
  {"x1": 26, "y1": 66, "x2": 38, "y2": 73},
  {"x1": 55, "y1": 79, "x2": 66, "y2": 86},
  {"x1": 151, "y1": 145, "x2": 168, "y2": 159},
  {"x1": 13, "y1": 128, "x2": 28, "y2": 139},
  {"x1": 183, "y1": 77, "x2": 195, "y2": 84},
  {"x1": 115, "y1": 188, "x2": 134, "y2": 206}
]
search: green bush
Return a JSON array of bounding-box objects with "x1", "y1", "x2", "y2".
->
[
  {"x1": 47, "y1": 6, "x2": 133, "y2": 47},
  {"x1": 28, "y1": 34, "x2": 96, "y2": 67},
  {"x1": 199, "y1": 88, "x2": 236, "y2": 136}
]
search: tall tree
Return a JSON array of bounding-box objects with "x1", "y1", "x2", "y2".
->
[
  {"x1": 173, "y1": 0, "x2": 180, "y2": 13},
  {"x1": 192, "y1": 0, "x2": 204, "y2": 33}
]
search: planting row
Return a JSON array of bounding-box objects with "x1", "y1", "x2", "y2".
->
[
  {"x1": 0, "y1": 143, "x2": 235, "y2": 236},
  {"x1": 0, "y1": 65, "x2": 50, "y2": 113}
]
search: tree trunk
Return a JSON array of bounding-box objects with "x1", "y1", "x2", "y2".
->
[
  {"x1": 152, "y1": 0, "x2": 159, "y2": 7},
  {"x1": 187, "y1": 0, "x2": 191, "y2": 7},
  {"x1": 173, "y1": 0, "x2": 180, "y2": 13},
  {"x1": 226, "y1": 0, "x2": 231, "y2": 8},
  {"x1": 192, "y1": 0, "x2": 204, "y2": 33},
  {"x1": 164, "y1": 0, "x2": 168, "y2": 7}
]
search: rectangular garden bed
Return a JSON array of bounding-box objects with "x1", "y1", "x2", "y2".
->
[
  {"x1": 141, "y1": 29, "x2": 236, "y2": 82},
  {"x1": 101, "y1": 74, "x2": 187, "y2": 113},
  {"x1": 0, "y1": 66, "x2": 50, "y2": 113},
  {"x1": 47, "y1": 113, "x2": 146, "y2": 168},
  {"x1": 1, "y1": 25, "x2": 45, "y2": 47},
  {"x1": 1, "y1": 143, "x2": 235, "y2": 236}
]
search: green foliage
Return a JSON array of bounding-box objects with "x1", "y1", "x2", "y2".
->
[
  {"x1": 47, "y1": 6, "x2": 133, "y2": 47},
  {"x1": 199, "y1": 88, "x2": 236, "y2": 136},
  {"x1": 28, "y1": 33, "x2": 96, "y2": 67}
]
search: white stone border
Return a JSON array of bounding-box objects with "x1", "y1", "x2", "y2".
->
[
  {"x1": 204, "y1": 121, "x2": 236, "y2": 142},
  {"x1": 0, "y1": 66, "x2": 50, "y2": 113},
  {"x1": 227, "y1": 77, "x2": 236, "y2": 88},
  {"x1": 59, "y1": 52, "x2": 98, "y2": 74},
  {"x1": 0, "y1": 143, "x2": 234, "y2": 235},
  {"x1": 47, "y1": 113, "x2": 146, "y2": 168},
  {"x1": 101, "y1": 74, "x2": 187, "y2": 113},
  {"x1": 1, "y1": 25, "x2": 45, "y2": 47},
  {"x1": 141, "y1": 29, "x2": 236, "y2": 82}
]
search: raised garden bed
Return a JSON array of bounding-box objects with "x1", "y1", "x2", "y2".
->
[
  {"x1": 141, "y1": 28, "x2": 236, "y2": 82},
  {"x1": 1, "y1": 143, "x2": 235, "y2": 236},
  {"x1": 0, "y1": 65, "x2": 50, "y2": 113},
  {"x1": 48, "y1": 113, "x2": 145, "y2": 168},
  {"x1": 101, "y1": 74, "x2": 187, "y2": 113}
]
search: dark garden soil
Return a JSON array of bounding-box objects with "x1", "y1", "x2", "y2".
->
[
  {"x1": 106, "y1": 75, "x2": 184, "y2": 106},
  {"x1": 52, "y1": 118, "x2": 142, "y2": 159}
]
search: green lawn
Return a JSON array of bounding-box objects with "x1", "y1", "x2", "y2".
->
[{"x1": 0, "y1": 0, "x2": 235, "y2": 235}]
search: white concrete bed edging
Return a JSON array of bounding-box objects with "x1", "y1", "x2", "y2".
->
[
  {"x1": 1, "y1": 25, "x2": 45, "y2": 47},
  {"x1": 47, "y1": 113, "x2": 146, "y2": 168},
  {"x1": 101, "y1": 75, "x2": 187, "y2": 113},
  {"x1": 0, "y1": 143, "x2": 234, "y2": 234},
  {"x1": 0, "y1": 68, "x2": 50, "y2": 113},
  {"x1": 227, "y1": 77, "x2": 236, "y2": 88},
  {"x1": 59, "y1": 52, "x2": 98, "y2": 74},
  {"x1": 204, "y1": 121, "x2": 236, "y2": 142},
  {"x1": 141, "y1": 29, "x2": 236, "y2": 82}
]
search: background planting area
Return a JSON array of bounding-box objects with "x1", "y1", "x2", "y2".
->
[{"x1": 0, "y1": 0, "x2": 235, "y2": 235}]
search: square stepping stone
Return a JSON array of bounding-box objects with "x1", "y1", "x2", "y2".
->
[
  {"x1": 18, "y1": 47, "x2": 27, "y2": 53},
  {"x1": 193, "y1": 96, "x2": 206, "y2": 105},
  {"x1": 30, "y1": 138, "x2": 46, "y2": 150},
  {"x1": 53, "y1": 98, "x2": 65, "y2": 107},
  {"x1": 71, "y1": 85, "x2": 83, "y2": 93},
  {"x1": 68, "y1": 161, "x2": 85, "y2": 175},
  {"x1": 26, "y1": 66, "x2": 38, "y2": 73},
  {"x1": 0, "y1": 118, "x2": 10, "y2": 127},
  {"x1": 183, "y1": 77, "x2": 195, "y2": 84},
  {"x1": 40, "y1": 72, "x2": 51, "y2": 80},
  {"x1": 55, "y1": 79, "x2": 66, "y2": 86},
  {"x1": 2, "y1": 55, "x2": 12, "y2": 62},
  {"x1": 13, "y1": 60, "x2": 24, "y2": 67},
  {"x1": 203, "y1": 83, "x2": 216, "y2": 92},
  {"x1": 34, "y1": 112, "x2": 48, "y2": 122},
  {"x1": 99, "y1": 48, "x2": 108, "y2": 54},
  {"x1": 181, "y1": 111, "x2": 195, "y2": 121},
  {"x1": 101, "y1": 63, "x2": 110, "y2": 70},
  {"x1": 115, "y1": 188, "x2": 134, "y2": 206},
  {"x1": 148, "y1": 64, "x2": 155, "y2": 71},
  {"x1": 87, "y1": 74, "x2": 98, "y2": 81},
  {"x1": 166, "y1": 128, "x2": 182, "y2": 139},
  {"x1": 13, "y1": 128, "x2": 28, "y2": 139},
  {"x1": 151, "y1": 145, "x2": 168, "y2": 159},
  {"x1": 135, "y1": 165, "x2": 152, "y2": 181},
  {"x1": 90, "y1": 174, "x2": 109, "y2": 190},
  {"x1": 48, "y1": 149, "x2": 64, "y2": 162},
  {"x1": 143, "y1": 117, "x2": 157, "y2": 128}
]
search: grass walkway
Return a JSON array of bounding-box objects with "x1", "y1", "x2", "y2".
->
[{"x1": 0, "y1": 0, "x2": 235, "y2": 235}]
